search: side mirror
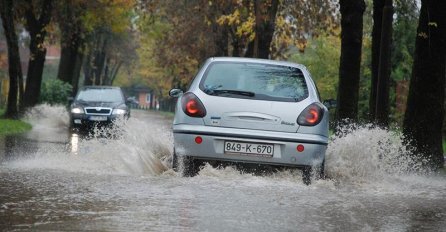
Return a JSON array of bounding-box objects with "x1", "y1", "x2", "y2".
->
[
  {"x1": 169, "y1": 88, "x2": 183, "y2": 98},
  {"x1": 323, "y1": 99, "x2": 337, "y2": 109}
]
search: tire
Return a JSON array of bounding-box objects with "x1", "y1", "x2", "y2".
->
[
  {"x1": 302, "y1": 166, "x2": 312, "y2": 185},
  {"x1": 172, "y1": 151, "x2": 199, "y2": 177},
  {"x1": 302, "y1": 160, "x2": 325, "y2": 185},
  {"x1": 318, "y1": 160, "x2": 325, "y2": 180},
  {"x1": 172, "y1": 150, "x2": 179, "y2": 171}
]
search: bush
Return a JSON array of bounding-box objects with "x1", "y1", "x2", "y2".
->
[{"x1": 39, "y1": 79, "x2": 73, "y2": 105}]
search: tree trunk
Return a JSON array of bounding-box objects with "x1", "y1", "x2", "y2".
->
[
  {"x1": 230, "y1": 28, "x2": 241, "y2": 57},
  {"x1": 257, "y1": 0, "x2": 279, "y2": 59},
  {"x1": 0, "y1": 0, "x2": 21, "y2": 119},
  {"x1": 83, "y1": 51, "x2": 94, "y2": 86},
  {"x1": 57, "y1": 5, "x2": 84, "y2": 95},
  {"x1": 336, "y1": 0, "x2": 366, "y2": 122},
  {"x1": 374, "y1": 0, "x2": 393, "y2": 126},
  {"x1": 246, "y1": 0, "x2": 279, "y2": 59},
  {"x1": 57, "y1": 1, "x2": 83, "y2": 86},
  {"x1": 369, "y1": 0, "x2": 385, "y2": 121},
  {"x1": 213, "y1": 25, "x2": 229, "y2": 56},
  {"x1": 71, "y1": 51, "x2": 84, "y2": 95},
  {"x1": 102, "y1": 56, "x2": 121, "y2": 86},
  {"x1": 24, "y1": 37, "x2": 47, "y2": 107},
  {"x1": 93, "y1": 34, "x2": 107, "y2": 85},
  {"x1": 403, "y1": 0, "x2": 446, "y2": 170},
  {"x1": 23, "y1": 0, "x2": 53, "y2": 108},
  {"x1": 110, "y1": 62, "x2": 122, "y2": 85},
  {"x1": 245, "y1": 41, "x2": 254, "y2": 57}
]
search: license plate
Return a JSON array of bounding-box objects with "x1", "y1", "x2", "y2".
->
[
  {"x1": 89, "y1": 116, "x2": 108, "y2": 121},
  {"x1": 224, "y1": 141, "x2": 274, "y2": 157}
]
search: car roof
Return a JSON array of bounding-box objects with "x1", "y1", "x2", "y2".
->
[{"x1": 209, "y1": 57, "x2": 307, "y2": 69}]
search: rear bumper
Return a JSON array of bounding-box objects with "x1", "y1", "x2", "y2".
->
[{"x1": 173, "y1": 124, "x2": 328, "y2": 167}]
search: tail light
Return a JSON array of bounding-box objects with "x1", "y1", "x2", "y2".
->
[
  {"x1": 297, "y1": 103, "x2": 324, "y2": 126},
  {"x1": 181, "y1": 92, "x2": 206, "y2": 118}
]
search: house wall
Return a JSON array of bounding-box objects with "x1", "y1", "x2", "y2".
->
[
  {"x1": 137, "y1": 91, "x2": 159, "y2": 109},
  {"x1": 138, "y1": 92, "x2": 150, "y2": 108}
]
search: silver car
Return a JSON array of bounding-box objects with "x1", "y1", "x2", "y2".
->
[{"x1": 169, "y1": 57, "x2": 329, "y2": 184}]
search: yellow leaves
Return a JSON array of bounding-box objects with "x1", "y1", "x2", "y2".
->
[
  {"x1": 217, "y1": 9, "x2": 241, "y2": 26},
  {"x1": 296, "y1": 39, "x2": 307, "y2": 53},
  {"x1": 82, "y1": 0, "x2": 136, "y2": 34},
  {"x1": 217, "y1": 8, "x2": 255, "y2": 41},
  {"x1": 416, "y1": 22, "x2": 438, "y2": 39},
  {"x1": 275, "y1": 15, "x2": 286, "y2": 29},
  {"x1": 418, "y1": 32, "x2": 428, "y2": 39},
  {"x1": 428, "y1": 22, "x2": 438, "y2": 27},
  {"x1": 236, "y1": 16, "x2": 255, "y2": 40}
]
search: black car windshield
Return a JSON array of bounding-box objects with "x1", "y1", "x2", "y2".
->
[
  {"x1": 200, "y1": 62, "x2": 308, "y2": 102},
  {"x1": 76, "y1": 88, "x2": 124, "y2": 103}
]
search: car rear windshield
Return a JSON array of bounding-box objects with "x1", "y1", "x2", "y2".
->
[
  {"x1": 76, "y1": 88, "x2": 124, "y2": 103},
  {"x1": 199, "y1": 62, "x2": 308, "y2": 102}
]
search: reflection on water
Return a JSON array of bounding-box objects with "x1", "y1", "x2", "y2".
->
[
  {"x1": 71, "y1": 133, "x2": 79, "y2": 154},
  {"x1": 0, "y1": 135, "x2": 39, "y2": 163}
]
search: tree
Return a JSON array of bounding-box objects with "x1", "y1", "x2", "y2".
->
[
  {"x1": 56, "y1": 0, "x2": 86, "y2": 95},
  {"x1": 369, "y1": 0, "x2": 384, "y2": 121},
  {"x1": 22, "y1": 0, "x2": 54, "y2": 108},
  {"x1": 389, "y1": 0, "x2": 418, "y2": 125},
  {"x1": 134, "y1": 0, "x2": 339, "y2": 110},
  {"x1": 0, "y1": 0, "x2": 22, "y2": 118},
  {"x1": 245, "y1": 0, "x2": 279, "y2": 58},
  {"x1": 216, "y1": 0, "x2": 338, "y2": 59},
  {"x1": 81, "y1": 0, "x2": 137, "y2": 87},
  {"x1": 336, "y1": 0, "x2": 366, "y2": 122},
  {"x1": 290, "y1": 35, "x2": 340, "y2": 101},
  {"x1": 373, "y1": 0, "x2": 393, "y2": 126},
  {"x1": 403, "y1": 0, "x2": 446, "y2": 170}
]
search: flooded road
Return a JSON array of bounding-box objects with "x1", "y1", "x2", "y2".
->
[{"x1": 1, "y1": 105, "x2": 445, "y2": 231}]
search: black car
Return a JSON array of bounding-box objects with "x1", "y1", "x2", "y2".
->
[{"x1": 69, "y1": 86, "x2": 130, "y2": 131}]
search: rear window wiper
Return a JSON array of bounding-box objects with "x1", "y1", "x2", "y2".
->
[{"x1": 212, "y1": 89, "x2": 255, "y2": 97}]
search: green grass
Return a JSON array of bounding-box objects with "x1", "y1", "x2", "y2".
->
[
  {"x1": 0, "y1": 119, "x2": 32, "y2": 135},
  {"x1": 443, "y1": 138, "x2": 446, "y2": 154},
  {"x1": 0, "y1": 109, "x2": 32, "y2": 135}
]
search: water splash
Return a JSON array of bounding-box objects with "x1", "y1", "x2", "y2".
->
[
  {"x1": 5, "y1": 105, "x2": 172, "y2": 176},
  {"x1": 5, "y1": 105, "x2": 443, "y2": 189},
  {"x1": 24, "y1": 103, "x2": 70, "y2": 130},
  {"x1": 326, "y1": 124, "x2": 424, "y2": 183},
  {"x1": 21, "y1": 104, "x2": 70, "y2": 143}
]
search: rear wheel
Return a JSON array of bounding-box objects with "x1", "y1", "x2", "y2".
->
[
  {"x1": 317, "y1": 160, "x2": 325, "y2": 180},
  {"x1": 172, "y1": 151, "x2": 200, "y2": 177},
  {"x1": 302, "y1": 166, "x2": 312, "y2": 185},
  {"x1": 301, "y1": 160, "x2": 325, "y2": 185}
]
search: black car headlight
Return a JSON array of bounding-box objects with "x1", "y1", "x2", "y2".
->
[
  {"x1": 71, "y1": 107, "x2": 84, "y2": 114},
  {"x1": 112, "y1": 109, "x2": 127, "y2": 115}
]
